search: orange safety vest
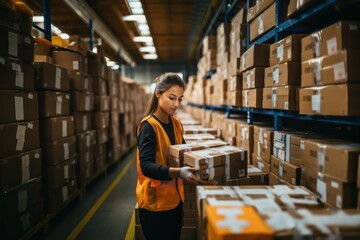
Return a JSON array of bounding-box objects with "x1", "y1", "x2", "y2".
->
[{"x1": 136, "y1": 115, "x2": 185, "y2": 211}]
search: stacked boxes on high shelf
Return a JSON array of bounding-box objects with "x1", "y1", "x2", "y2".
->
[
  {"x1": 0, "y1": 3, "x2": 44, "y2": 238},
  {"x1": 252, "y1": 125, "x2": 274, "y2": 179},
  {"x1": 248, "y1": 0, "x2": 276, "y2": 42}
]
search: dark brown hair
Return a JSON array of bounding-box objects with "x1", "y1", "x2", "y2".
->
[{"x1": 143, "y1": 72, "x2": 185, "y2": 118}]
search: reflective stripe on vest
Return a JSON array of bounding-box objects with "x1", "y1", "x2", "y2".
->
[{"x1": 136, "y1": 115, "x2": 184, "y2": 211}]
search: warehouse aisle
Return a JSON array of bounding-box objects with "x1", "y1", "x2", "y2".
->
[{"x1": 38, "y1": 148, "x2": 137, "y2": 240}]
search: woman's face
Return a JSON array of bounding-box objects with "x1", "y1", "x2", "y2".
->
[{"x1": 157, "y1": 85, "x2": 184, "y2": 115}]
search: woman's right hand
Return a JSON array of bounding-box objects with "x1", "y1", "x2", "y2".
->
[{"x1": 180, "y1": 166, "x2": 206, "y2": 185}]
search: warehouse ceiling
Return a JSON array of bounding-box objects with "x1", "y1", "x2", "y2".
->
[{"x1": 25, "y1": 0, "x2": 218, "y2": 65}]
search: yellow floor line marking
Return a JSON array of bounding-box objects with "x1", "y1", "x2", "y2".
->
[
  {"x1": 67, "y1": 155, "x2": 135, "y2": 240},
  {"x1": 125, "y1": 210, "x2": 135, "y2": 240}
]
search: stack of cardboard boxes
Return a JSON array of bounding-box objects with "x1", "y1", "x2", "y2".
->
[
  {"x1": 300, "y1": 21, "x2": 360, "y2": 116},
  {"x1": 248, "y1": 0, "x2": 276, "y2": 42},
  {"x1": 0, "y1": 3, "x2": 44, "y2": 238}
]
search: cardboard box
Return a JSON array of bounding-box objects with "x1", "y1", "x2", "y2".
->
[
  {"x1": 40, "y1": 116, "x2": 74, "y2": 141},
  {"x1": 91, "y1": 112, "x2": 109, "y2": 130},
  {"x1": 196, "y1": 165, "x2": 225, "y2": 180},
  {"x1": 169, "y1": 143, "x2": 206, "y2": 159},
  {"x1": 247, "y1": 0, "x2": 275, "y2": 22},
  {"x1": 225, "y1": 166, "x2": 269, "y2": 185},
  {"x1": 88, "y1": 57, "x2": 107, "y2": 79},
  {"x1": 0, "y1": 90, "x2": 38, "y2": 123},
  {"x1": 78, "y1": 147, "x2": 94, "y2": 167},
  {"x1": 0, "y1": 26, "x2": 34, "y2": 63},
  {"x1": 96, "y1": 128, "x2": 109, "y2": 145},
  {"x1": 92, "y1": 77, "x2": 108, "y2": 95},
  {"x1": 183, "y1": 126, "x2": 217, "y2": 135},
  {"x1": 168, "y1": 154, "x2": 181, "y2": 167},
  {"x1": 240, "y1": 44, "x2": 270, "y2": 72},
  {"x1": 78, "y1": 161, "x2": 94, "y2": 186},
  {"x1": 190, "y1": 139, "x2": 229, "y2": 149},
  {"x1": 34, "y1": 43, "x2": 52, "y2": 56},
  {"x1": 317, "y1": 173, "x2": 358, "y2": 209},
  {"x1": 252, "y1": 154, "x2": 271, "y2": 173},
  {"x1": 301, "y1": 165, "x2": 317, "y2": 193},
  {"x1": 41, "y1": 136, "x2": 76, "y2": 165},
  {"x1": 264, "y1": 61, "x2": 301, "y2": 87},
  {"x1": 271, "y1": 155, "x2": 301, "y2": 185},
  {"x1": 183, "y1": 134, "x2": 216, "y2": 142},
  {"x1": 227, "y1": 90, "x2": 242, "y2": 107},
  {"x1": 228, "y1": 75, "x2": 242, "y2": 91},
  {"x1": 242, "y1": 88, "x2": 262, "y2": 108},
  {"x1": 43, "y1": 156, "x2": 77, "y2": 189},
  {"x1": 301, "y1": 32, "x2": 322, "y2": 62},
  {"x1": 71, "y1": 91, "x2": 94, "y2": 112},
  {"x1": 73, "y1": 112, "x2": 91, "y2": 133},
  {"x1": 94, "y1": 95, "x2": 109, "y2": 112},
  {"x1": 45, "y1": 179, "x2": 78, "y2": 213},
  {"x1": 38, "y1": 91, "x2": 70, "y2": 118},
  {"x1": 34, "y1": 55, "x2": 53, "y2": 64},
  {"x1": 0, "y1": 148, "x2": 41, "y2": 191},
  {"x1": 0, "y1": 56, "x2": 34, "y2": 90},
  {"x1": 34, "y1": 62, "x2": 70, "y2": 92},
  {"x1": 269, "y1": 172, "x2": 284, "y2": 185},
  {"x1": 68, "y1": 71, "x2": 93, "y2": 92},
  {"x1": 299, "y1": 138, "x2": 360, "y2": 183},
  {"x1": 76, "y1": 130, "x2": 96, "y2": 151},
  {"x1": 231, "y1": 8, "x2": 247, "y2": 27},
  {"x1": 184, "y1": 148, "x2": 225, "y2": 169},
  {"x1": 301, "y1": 50, "x2": 360, "y2": 87},
  {"x1": 202, "y1": 36, "x2": 217, "y2": 54},
  {"x1": 0, "y1": 121, "x2": 39, "y2": 159},
  {"x1": 242, "y1": 67, "x2": 265, "y2": 89},
  {"x1": 321, "y1": 21, "x2": 360, "y2": 57},
  {"x1": 287, "y1": 0, "x2": 316, "y2": 17},
  {"x1": 299, "y1": 84, "x2": 360, "y2": 116},
  {"x1": 269, "y1": 34, "x2": 306, "y2": 66},
  {"x1": 262, "y1": 86, "x2": 298, "y2": 111},
  {"x1": 53, "y1": 50, "x2": 86, "y2": 72},
  {"x1": 249, "y1": 3, "x2": 276, "y2": 41}
]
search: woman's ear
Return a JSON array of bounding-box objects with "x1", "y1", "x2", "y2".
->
[{"x1": 155, "y1": 89, "x2": 160, "y2": 98}]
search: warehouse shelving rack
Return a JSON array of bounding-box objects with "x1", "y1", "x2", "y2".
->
[{"x1": 192, "y1": 0, "x2": 360, "y2": 131}]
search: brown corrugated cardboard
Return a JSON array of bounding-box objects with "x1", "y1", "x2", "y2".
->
[
  {"x1": 94, "y1": 95, "x2": 109, "y2": 112},
  {"x1": 269, "y1": 34, "x2": 306, "y2": 66},
  {"x1": 67, "y1": 35, "x2": 89, "y2": 56},
  {"x1": 0, "y1": 56, "x2": 34, "y2": 90},
  {"x1": 227, "y1": 90, "x2": 242, "y2": 107},
  {"x1": 317, "y1": 173, "x2": 357, "y2": 209},
  {"x1": 91, "y1": 112, "x2": 109, "y2": 130},
  {"x1": 96, "y1": 128, "x2": 109, "y2": 145},
  {"x1": 34, "y1": 43, "x2": 52, "y2": 56},
  {"x1": 34, "y1": 62, "x2": 70, "y2": 92},
  {"x1": 242, "y1": 67, "x2": 265, "y2": 89},
  {"x1": 78, "y1": 161, "x2": 94, "y2": 186},
  {"x1": 68, "y1": 71, "x2": 93, "y2": 92},
  {"x1": 38, "y1": 91, "x2": 70, "y2": 118},
  {"x1": 249, "y1": 3, "x2": 276, "y2": 41},
  {"x1": 196, "y1": 165, "x2": 225, "y2": 180},
  {"x1": 43, "y1": 156, "x2": 77, "y2": 189},
  {"x1": 247, "y1": 0, "x2": 275, "y2": 22},
  {"x1": 92, "y1": 77, "x2": 108, "y2": 95},
  {"x1": 252, "y1": 154, "x2": 271, "y2": 173},
  {"x1": 0, "y1": 148, "x2": 41, "y2": 191},
  {"x1": 169, "y1": 143, "x2": 205, "y2": 158},
  {"x1": 0, "y1": 26, "x2": 34, "y2": 63},
  {"x1": 301, "y1": 165, "x2": 317, "y2": 193},
  {"x1": 228, "y1": 75, "x2": 242, "y2": 91},
  {"x1": 0, "y1": 90, "x2": 38, "y2": 123},
  {"x1": 183, "y1": 134, "x2": 216, "y2": 142},
  {"x1": 184, "y1": 148, "x2": 225, "y2": 169},
  {"x1": 301, "y1": 32, "x2": 322, "y2": 62},
  {"x1": 88, "y1": 57, "x2": 107, "y2": 79},
  {"x1": 321, "y1": 21, "x2": 360, "y2": 56},
  {"x1": 262, "y1": 86, "x2": 298, "y2": 111},
  {"x1": 226, "y1": 166, "x2": 269, "y2": 185},
  {"x1": 202, "y1": 36, "x2": 217, "y2": 54},
  {"x1": 168, "y1": 154, "x2": 181, "y2": 167},
  {"x1": 73, "y1": 112, "x2": 91, "y2": 133},
  {"x1": 45, "y1": 178, "x2": 78, "y2": 213},
  {"x1": 76, "y1": 130, "x2": 96, "y2": 152},
  {"x1": 269, "y1": 172, "x2": 284, "y2": 185},
  {"x1": 242, "y1": 88, "x2": 263, "y2": 108},
  {"x1": 264, "y1": 62, "x2": 301, "y2": 87},
  {"x1": 299, "y1": 138, "x2": 360, "y2": 183},
  {"x1": 53, "y1": 50, "x2": 86, "y2": 72},
  {"x1": 71, "y1": 91, "x2": 94, "y2": 112},
  {"x1": 231, "y1": 8, "x2": 247, "y2": 27},
  {"x1": 0, "y1": 121, "x2": 39, "y2": 159},
  {"x1": 287, "y1": 0, "x2": 315, "y2": 17},
  {"x1": 78, "y1": 147, "x2": 94, "y2": 167},
  {"x1": 301, "y1": 50, "x2": 360, "y2": 87},
  {"x1": 299, "y1": 84, "x2": 360, "y2": 116},
  {"x1": 183, "y1": 126, "x2": 217, "y2": 135},
  {"x1": 40, "y1": 116, "x2": 74, "y2": 141},
  {"x1": 34, "y1": 55, "x2": 53, "y2": 63},
  {"x1": 240, "y1": 44, "x2": 270, "y2": 72},
  {"x1": 41, "y1": 136, "x2": 76, "y2": 165},
  {"x1": 271, "y1": 155, "x2": 301, "y2": 185}
]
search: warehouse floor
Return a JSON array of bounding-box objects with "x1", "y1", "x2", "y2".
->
[{"x1": 35, "y1": 148, "x2": 138, "y2": 240}]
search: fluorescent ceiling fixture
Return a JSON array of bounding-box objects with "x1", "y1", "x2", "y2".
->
[
  {"x1": 131, "y1": 8, "x2": 143, "y2": 14},
  {"x1": 106, "y1": 61, "x2": 116, "y2": 67},
  {"x1": 123, "y1": 15, "x2": 146, "y2": 23},
  {"x1": 129, "y1": 2, "x2": 142, "y2": 8},
  {"x1": 33, "y1": 16, "x2": 44, "y2": 23},
  {"x1": 139, "y1": 46, "x2": 156, "y2": 53},
  {"x1": 143, "y1": 53, "x2": 158, "y2": 59},
  {"x1": 60, "y1": 33, "x2": 70, "y2": 40},
  {"x1": 138, "y1": 23, "x2": 149, "y2": 31},
  {"x1": 133, "y1": 36, "x2": 153, "y2": 42},
  {"x1": 92, "y1": 47, "x2": 98, "y2": 53},
  {"x1": 111, "y1": 65, "x2": 120, "y2": 70},
  {"x1": 145, "y1": 41, "x2": 154, "y2": 46},
  {"x1": 51, "y1": 25, "x2": 62, "y2": 35},
  {"x1": 140, "y1": 29, "x2": 150, "y2": 35}
]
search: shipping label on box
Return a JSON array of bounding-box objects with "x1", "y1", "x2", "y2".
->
[
  {"x1": 263, "y1": 86, "x2": 298, "y2": 111},
  {"x1": 38, "y1": 91, "x2": 70, "y2": 118},
  {"x1": 0, "y1": 56, "x2": 34, "y2": 91},
  {"x1": 73, "y1": 112, "x2": 91, "y2": 133},
  {"x1": 71, "y1": 91, "x2": 94, "y2": 112},
  {"x1": 69, "y1": 71, "x2": 93, "y2": 92}
]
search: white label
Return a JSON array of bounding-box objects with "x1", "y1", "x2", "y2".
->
[
  {"x1": 316, "y1": 179, "x2": 327, "y2": 201},
  {"x1": 0, "y1": 56, "x2": 5, "y2": 64},
  {"x1": 315, "y1": 40, "x2": 321, "y2": 57},
  {"x1": 83, "y1": 115, "x2": 87, "y2": 130},
  {"x1": 245, "y1": 90, "x2": 249, "y2": 106},
  {"x1": 331, "y1": 181, "x2": 339, "y2": 189},
  {"x1": 327, "y1": 37, "x2": 337, "y2": 55},
  {"x1": 64, "y1": 165, "x2": 69, "y2": 179},
  {"x1": 258, "y1": 14, "x2": 264, "y2": 34},
  {"x1": 272, "y1": 88, "x2": 277, "y2": 108},
  {"x1": 300, "y1": 141, "x2": 305, "y2": 150},
  {"x1": 73, "y1": 61, "x2": 79, "y2": 70},
  {"x1": 257, "y1": 142, "x2": 261, "y2": 156},
  {"x1": 277, "y1": 45, "x2": 284, "y2": 62},
  {"x1": 15, "y1": 71, "x2": 24, "y2": 88},
  {"x1": 279, "y1": 161, "x2": 283, "y2": 179},
  {"x1": 8, "y1": 32, "x2": 18, "y2": 57},
  {"x1": 28, "y1": 93, "x2": 33, "y2": 100},
  {"x1": 55, "y1": 67, "x2": 61, "y2": 89},
  {"x1": 86, "y1": 135, "x2": 91, "y2": 147},
  {"x1": 27, "y1": 122, "x2": 33, "y2": 129},
  {"x1": 284, "y1": 102, "x2": 289, "y2": 110},
  {"x1": 349, "y1": 24, "x2": 358, "y2": 30},
  {"x1": 62, "y1": 186, "x2": 68, "y2": 201},
  {"x1": 333, "y1": 62, "x2": 346, "y2": 81},
  {"x1": 35, "y1": 153, "x2": 40, "y2": 158},
  {"x1": 15, "y1": 96, "x2": 24, "y2": 120},
  {"x1": 16, "y1": 139, "x2": 25, "y2": 151},
  {"x1": 273, "y1": 66, "x2": 279, "y2": 85},
  {"x1": 84, "y1": 77, "x2": 88, "y2": 89},
  {"x1": 12, "y1": 63, "x2": 21, "y2": 71},
  {"x1": 24, "y1": 36, "x2": 31, "y2": 44},
  {"x1": 314, "y1": 60, "x2": 321, "y2": 83},
  {"x1": 62, "y1": 120, "x2": 67, "y2": 137},
  {"x1": 21, "y1": 154, "x2": 30, "y2": 183},
  {"x1": 85, "y1": 96, "x2": 90, "y2": 110},
  {"x1": 16, "y1": 125, "x2": 26, "y2": 140},
  {"x1": 64, "y1": 143, "x2": 69, "y2": 160},
  {"x1": 287, "y1": 49, "x2": 292, "y2": 60},
  {"x1": 311, "y1": 94, "x2": 321, "y2": 112},
  {"x1": 317, "y1": 145, "x2": 326, "y2": 172},
  {"x1": 56, "y1": 96, "x2": 63, "y2": 114},
  {"x1": 336, "y1": 195, "x2": 342, "y2": 208},
  {"x1": 257, "y1": 161, "x2": 264, "y2": 171},
  {"x1": 18, "y1": 190, "x2": 27, "y2": 212}
]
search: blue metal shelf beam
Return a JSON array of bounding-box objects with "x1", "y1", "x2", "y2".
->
[{"x1": 43, "y1": 0, "x2": 52, "y2": 41}]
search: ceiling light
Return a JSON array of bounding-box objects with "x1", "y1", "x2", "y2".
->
[
  {"x1": 106, "y1": 61, "x2": 116, "y2": 67},
  {"x1": 140, "y1": 29, "x2": 150, "y2": 35},
  {"x1": 129, "y1": 2, "x2": 142, "y2": 8},
  {"x1": 145, "y1": 42, "x2": 154, "y2": 46},
  {"x1": 143, "y1": 53, "x2": 158, "y2": 60},
  {"x1": 132, "y1": 8, "x2": 143, "y2": 14},
  {"x1": 33, "y1": 16, "x2": 44, "y2": 23},
  {"x1": 92, "y1": 47, "x2": 98, "y2": 53},
  {"x1": 138, "y1": 23, "x2": 149, "y2": 31},
  {"x1": 60, "y1": 33, "x2": 70, "y2": 40},
  {"x1": 133, "y1": 36, "x2": 153, "y2": 43},
  {"x1": 123, "y1": 15, "x2": 146, "y2": 23},
  {"x1": 139, "y1": 46, "x2": 156, "y2": 53}
]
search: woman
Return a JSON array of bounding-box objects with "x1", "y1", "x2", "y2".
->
[{"x1": 136, "y1": 73, "x2": 205, "y2": 240}]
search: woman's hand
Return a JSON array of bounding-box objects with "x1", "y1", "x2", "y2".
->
[{"x1": 179, "y1": 167, "x2": 206, "y2": 185}]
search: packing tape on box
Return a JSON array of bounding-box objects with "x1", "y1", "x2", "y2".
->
[
  {"x1": 246, "y1": 71, "x2": 251, "y2": 88},
  {"x1": 21, "y1": 154, "x2": 30, "y2": 184},
  {"x1": 62, "y1": 186, "x2": 68, "y2": 201},
  {"x1": 197, "y1": 186, "x2": 236, "y2": 199},
  {"x1": 15, "y1": 70, "x2": 24, "y2": 89},
  {"x1": 311, "y1": 92, "x2": 321, "y2": 113},
  {"x1": 104, "y1": 97, "x2": 109, "y2": 111},
  {"x1": 234, "y1": 187, "x2": 274, "y2": 198},
  {"x1": 279, "y1": 161, "x2": 284, "y2": 180},
  {"x1": 250, "y1": 198, "x2": 282, "y2": 215},
  {"x1": 15, "y1": 96, "x2": 24, "y2": 120},
  {"x1": 56, "y1": 95, "x2": 63, "y2": 115},
  {"x1": 85, "y1": 96, "x2": 90, "y2": 111},
  {"x1": 207, "y1": 197, "x2": 243, "y2": 207},
  {"x1": 215, "y1": 208, "x2": 249, "y2": 233},
  {"x1": 277, "y1": 45, "x2": 284, "y2": 62},
  {"x1": 64, "y1": 164, "x2": 69, "y2": 179},
  {"x1": 83, "y1": 114, "x2": 87, "y2": 130},
  {"x1": 238, "y1": 169, "x2": 246, "y2": 178},
  {"x1": 73, "y1": 61, "x2": 79, "y2": 70},
  {"x1": 56, "y1": 67, "x2": 61, "y2": 89},
  {"x1": 12, "y1": 61, "x2": 22, "y2": 72},
  {"x1": 8, "y1": 32, "x2": 18, "y2": 57},
  {"x1": 62, "y1": 120, "x2": 67, "y2": 137},
  {"x1": 18, "y1": 190, "x2": 27, "y2": 212},
  {"x1": 86, "y1": 134, "x2": 91, "y2": 148},
  {"x1": 272, "y1": 185, "x2": 310, "y2": 196},
  {"x1": 85, "y1": 151, "x2": 90, "y2": 164},
  {"x1": 64, "y1": 143, "x2": 69, "y2": 160},
  {"x1": 272, "y1": 66, "x2": 279, "y2": 85},
  {"x1": 206, "y1": 167, "x2": 215, "y2": 179},
  {"x1": 272, "y1": 88, "x2": 277, "y2": 108},
  {"x1": 258, "y1": 14, "x2": 264, "y2": 34},
  {"x1": 317, "y1": 144, "x2": 326, "y2": 172},
  {"x1": 84, "y1": 76, "x2": 89, "y2": 90},
  {"x1": 16, "y1": 125, "x2": 27, "y2": 151},
  {"x1": 313, "y1": 58, "x2": 322, "y2": 83},
  {"x1": 266, "y1": 211, "x2": 296, "y2": 232},
  {"x1": 316, "y1": 178, "x2": 327, "y2": 202}
]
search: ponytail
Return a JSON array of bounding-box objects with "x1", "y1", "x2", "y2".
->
[{"x1": 143, "y1": 92, "x2": 159, "y2": 118}]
